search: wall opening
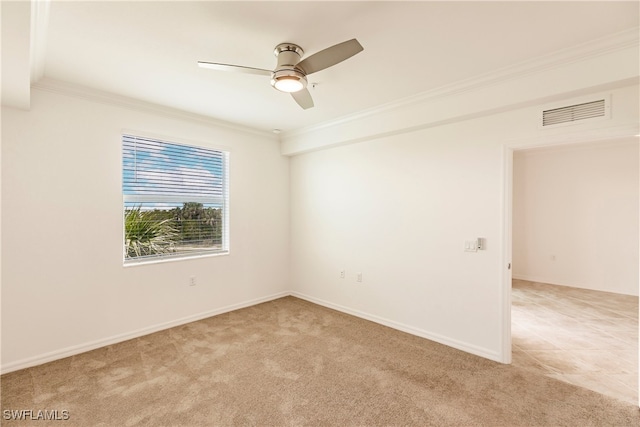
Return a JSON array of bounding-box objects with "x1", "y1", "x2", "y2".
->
[{"x1": 509, "y1": 138, "x2": 639, "y2": 406}]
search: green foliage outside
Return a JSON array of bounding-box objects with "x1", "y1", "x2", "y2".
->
[
  {"x1": 124, "y1": 206, "x2": 178, "y2": 258},
  {"x1": 173, "y1": 202, "x2": 223, "y2": 245},
  {"x1": 125, "y1": 202, "x2": 222, "y2": 259}
]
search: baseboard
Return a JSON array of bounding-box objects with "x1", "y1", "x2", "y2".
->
[
  {"x1": 1, "y1": 291, "x2": 290, "y2": 374},
  {"x1": 512, "y1": 274, "x2": 638, "y2": 296},
  {"x1": 512, "y1": 274, "x2": 564, "y2": 285},
  {"x1": 3, "y1": 289, "x2": 505, "y2": 374},
  {"x1": 513, "y1": 273, "x2": 602, "y2": 289},
  {"x1": 290, "y1": 291, "x2": 502, "y2": 363}
]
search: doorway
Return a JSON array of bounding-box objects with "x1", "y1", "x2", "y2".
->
[{"x1": 504, "y1": 137, "x2": 639, "y2": 406}]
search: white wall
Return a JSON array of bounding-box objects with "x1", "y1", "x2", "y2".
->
[
  {"x1": 512, "y1": 140, "x2": 639, "y2": 296},
  {"x1": 289, "y1": 84, "x2": 639, "y2": 361},
  {"x1": 1, "y1": 88, "x2": 290, "y2": 371}
]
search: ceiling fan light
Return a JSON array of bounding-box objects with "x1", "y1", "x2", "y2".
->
[
  {"x1": 271, "y1": 69, "x2": 307, "y2": 93},
  {"x1": 274, "y1": 77, "x2": 304, "y2": 93}
]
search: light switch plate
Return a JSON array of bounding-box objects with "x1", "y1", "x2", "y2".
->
[{"x1": 464, "y1": 240, "x2": 478, "y2": 252}]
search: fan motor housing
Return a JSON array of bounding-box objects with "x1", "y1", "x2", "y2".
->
[{"x1": 274, "y1": 43, "x2": 304, "y2": 71}]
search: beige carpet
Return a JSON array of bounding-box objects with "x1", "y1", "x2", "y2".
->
[
  {"x1": 2, "y1": 296, "x2": 639, "y2": 426},
  {"x1": 512, "y1": 279, "x2": 638, "y2": 404}
]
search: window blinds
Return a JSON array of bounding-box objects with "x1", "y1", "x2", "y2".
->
[
  {"x1": 123, "y1": 135, "x2": 226, "y2": 203},
  {"x1": 122, "y1": 134, "x2": 229, "y2": 262}
]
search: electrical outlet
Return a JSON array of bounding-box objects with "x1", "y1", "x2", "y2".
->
[
  {"x1": 189, "y1": 276, "x2": 197, "y2": 286},
  {"x1": 340, "y1": 269, "x2": 345, "y2": 279},
  {"x1": 356, "y1": 272, "x2": 362, "y2": 283}
]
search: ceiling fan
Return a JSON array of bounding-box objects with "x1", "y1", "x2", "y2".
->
[{"x1": 198, "y1": 39, "x2": 363, "y2": 110}]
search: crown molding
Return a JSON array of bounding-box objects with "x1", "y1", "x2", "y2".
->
[
  {"x1": 31, "y1": 78, "x2": 276, "y2": 139},
  {"x1": 282, "y1": 27, "x2": 639, "y2": 140}
]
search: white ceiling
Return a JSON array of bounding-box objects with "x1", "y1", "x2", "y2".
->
[{"x1": 7, "y1": 1, "x2": 640, "y2": 133}]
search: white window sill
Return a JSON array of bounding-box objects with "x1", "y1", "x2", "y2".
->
[{"x1": 123, "y1": 251, "x2": 230, "y2": 267}]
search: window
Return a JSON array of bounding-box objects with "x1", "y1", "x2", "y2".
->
[{"x1": 122, "y1": 134, "x2": 229, "y2": 263}]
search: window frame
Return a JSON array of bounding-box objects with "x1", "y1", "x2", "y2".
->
[{"x1": 122, "y1": 132, "x2": 230, "y2": 265}]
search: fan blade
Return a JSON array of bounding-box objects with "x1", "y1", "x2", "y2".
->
[
  {"x1": 296, "y1": 39, "x2": 363, "y2": 75},
  {"x1": 197, "y1": 61, "x2": 272, "y2": 76},
  {"x1": 291, "y1": 89, "x2": 314, "y2": 109}
]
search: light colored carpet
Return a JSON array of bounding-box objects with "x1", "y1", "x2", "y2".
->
[
  {"x1": 2, "y1": 296, "x2": 639, "y2": 426},
  {"x1": 512, "y1": 279, "x2": 638, "y2": 405}
]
